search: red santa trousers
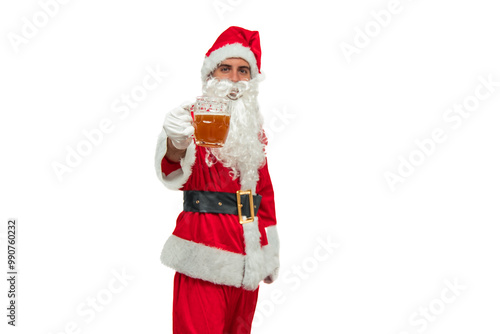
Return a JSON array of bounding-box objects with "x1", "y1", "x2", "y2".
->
[{"x1": 173, "y1": 272, "x2": 259, "y2": 334}]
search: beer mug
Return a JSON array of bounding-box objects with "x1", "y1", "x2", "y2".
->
[{"x1": 193, "y1": 96, "x2": 231, "y2": 148}]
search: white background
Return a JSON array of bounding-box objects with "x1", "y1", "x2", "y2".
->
[{"x1": 1, "y1": 0, "x2": 500, "y2": 333}]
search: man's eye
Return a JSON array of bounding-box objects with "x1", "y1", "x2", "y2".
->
[{"x1": 220, "y1": 67, "x2": 230, "y2": 72}]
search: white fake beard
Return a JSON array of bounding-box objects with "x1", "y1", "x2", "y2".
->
[{"x1": 202, "y1": 77, "x2": 266, "y2": 191}]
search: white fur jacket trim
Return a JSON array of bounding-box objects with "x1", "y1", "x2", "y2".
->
[{"x1": 160, "y1": 224, "x2": 280, "y2": 291}]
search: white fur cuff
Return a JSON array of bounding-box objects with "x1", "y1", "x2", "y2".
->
[{"x1": 154, "y1": 129, "x2": 196, "y2": 190}]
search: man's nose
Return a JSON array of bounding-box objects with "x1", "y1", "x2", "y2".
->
[{"x1": 230, "y1": 70, "x2": 239, "y2": 82}]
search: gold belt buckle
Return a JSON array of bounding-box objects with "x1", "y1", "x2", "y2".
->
[{"x1": 236, "y1": 190, "x2": 254, "y2": 224}]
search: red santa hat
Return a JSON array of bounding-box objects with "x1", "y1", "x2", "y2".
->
[{"x1": 201, "y1": 26, "x2": 262, "y2": 81}]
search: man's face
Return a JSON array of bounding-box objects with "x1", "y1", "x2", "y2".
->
[{"x1": 212, "y1": 58, "x2": 251, "y2": 82}]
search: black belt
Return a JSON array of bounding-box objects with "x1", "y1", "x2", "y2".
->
[{"x1": 183, "y1": 190, "x2": 262, "y2": 224}]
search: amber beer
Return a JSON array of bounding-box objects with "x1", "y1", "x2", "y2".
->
[
  {"x1": 193, "y1": 96, "x2": 231, "y2": 148},
  {"x1": 194, "y1": 114, "x2": 231, "y2": 148}
]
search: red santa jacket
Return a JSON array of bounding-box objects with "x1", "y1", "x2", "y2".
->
[{"x1": 155, "y1": 128, "x2": 280, "y2": 291}]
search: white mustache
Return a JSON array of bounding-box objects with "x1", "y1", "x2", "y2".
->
[{"x1": 202, "y1": 78, "x2": 253, "y2": 100}]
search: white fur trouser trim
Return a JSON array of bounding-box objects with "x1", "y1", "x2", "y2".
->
[{"x1": 160, "y1": 223, "x2": 280, "y2": 291}]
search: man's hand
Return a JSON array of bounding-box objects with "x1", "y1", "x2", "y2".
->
[{"x1": 163, "y1": 104, "x2": 194, "y2": 150}]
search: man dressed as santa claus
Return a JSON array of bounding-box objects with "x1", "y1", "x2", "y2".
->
[{"x1": 154, "y1": 26, "x2": 280, "y2": 333}]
